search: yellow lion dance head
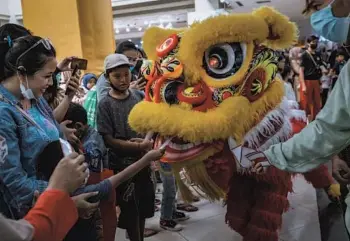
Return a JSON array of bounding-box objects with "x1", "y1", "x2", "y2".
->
[{"x1": 129, "y1": 7, "x2": 298, "y2": 202}]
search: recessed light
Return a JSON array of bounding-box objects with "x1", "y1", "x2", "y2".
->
[
  {"x1": 126, "y1": 27, "x2": 130, "y2": 32},
  {"x1": 128, "y1": 39, "x2": 132, "y2": 42},
  {"x1": 138, "y1": 27, "x2": 143, "y2": 31}
]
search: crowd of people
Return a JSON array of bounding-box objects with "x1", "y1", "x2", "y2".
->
[
  {"x1": 1, "y1": 0, "x2": 350, "y2": 240},
  {"x1": 0, "y1": 23, "x2": 201, "y2": 241}
]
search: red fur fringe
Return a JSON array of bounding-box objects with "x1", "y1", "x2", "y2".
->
[
  {"x1": 254, "y1": 191, "x2": 290, "y2": 213},
  {"x1": 303, "y1": 165, "x2": 333, "y2": 188},
  {"x1": 244, "y1": 224, "x2": 279, "y2": 241},
  {"x1": 253, "y1": 167, "x2": 292, "y2": 188},
  {"x1": 226, "y1": 215, "x2": 248, "y2": 236},
  {"x1": 249, "y1": 209, "x2": 283, "y2": 231}
]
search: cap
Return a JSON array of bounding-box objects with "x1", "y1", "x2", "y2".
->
[{"x1": 104, "y1": 54, "x2": 131, "y2": 71}]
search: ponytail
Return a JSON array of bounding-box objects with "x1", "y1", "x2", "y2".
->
[
  {"x1": 0, "y1": 40, "x2": 11, "y2": 80},
  {"x1": 0, "y1": 23, "x2": 32, "y2": 81}
]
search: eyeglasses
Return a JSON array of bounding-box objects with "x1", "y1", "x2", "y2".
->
[{"x1": 16, "y1": 38, "x2": 53, "y2": 67}]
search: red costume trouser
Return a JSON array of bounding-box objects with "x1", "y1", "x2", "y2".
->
[
  {"x1": 225, "y1": 165, "x2": 332, "y2": 241},
  {"x1": 299, "y1": 80, "x2": 321, "y2": 121}
]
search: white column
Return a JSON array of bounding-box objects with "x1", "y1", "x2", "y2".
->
[
  {"x1": 8, "y1": 0, "x2": 22, "y2": 24},
  {"x1": 194, "y1": 0, "x2": 215, "y2": 12}
]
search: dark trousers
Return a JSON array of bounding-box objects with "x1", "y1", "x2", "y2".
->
[{"x1": 321, "y1": 88, "x2": 329, "y2": 107}]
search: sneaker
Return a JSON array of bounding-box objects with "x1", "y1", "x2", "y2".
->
[
  {"x1": 160, "y1": 219, "x2": 183, "y2": 231},
  {"x1": 172, "y1": 211, "x2": 190, "y2": 222}
]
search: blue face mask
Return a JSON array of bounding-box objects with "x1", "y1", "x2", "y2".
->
[
  {"x1": 129, "y1": 66, "x2": 135, "y2": 72},
  {"x1": 310, "y1": 4, "x2": 350, "y2": 43}
]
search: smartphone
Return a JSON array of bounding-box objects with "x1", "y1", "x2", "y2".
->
[
  {"x1": 133, "y1": 59, "x2": 144, "y2": 78},
  {"x1": 71, "y1": 58, "x2": 88, "y2": 71}
]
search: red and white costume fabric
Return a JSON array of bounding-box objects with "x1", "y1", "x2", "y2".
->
[{"x1": 225, "y1": 82, "x2": 334, "y2": 241}]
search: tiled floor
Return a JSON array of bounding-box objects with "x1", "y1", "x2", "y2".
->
[{"x1": 115, "y1": 175, "x2": 347, "y2": 241}]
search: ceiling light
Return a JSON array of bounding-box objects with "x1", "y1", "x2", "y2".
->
[
  {"x1": 138, "y1": 27, "x2": 143, "y2": 31},
  {"x1": 141, "y1": 40, "x2": 143, "y2": 44},
  {"x1": 135, "y1": 44, "x2": 139, "y2": 47},
  {"x1": 126, "y1": 27, "x2": 130, "y2": 32},
  {"x1": 128, "y1": 39, "x2": 132, "y2": 42},
  {"x1": 115, "y1": 29, "x2": 120, "y2": 34}
]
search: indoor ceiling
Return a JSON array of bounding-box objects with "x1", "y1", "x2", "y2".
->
[{"x1": 113, "y1": 0, "x2": 311, "y2": 42}]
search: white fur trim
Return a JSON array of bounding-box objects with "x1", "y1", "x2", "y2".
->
[
  {"x1": 287, "y1": 100, "x2": 299, "y2": 109},
  {"x1": 243, "y1": 98, "x2": 292, "y2": 151},
  {"x1": 289, "y1": 109, "x2": 307, "y2": 122}
]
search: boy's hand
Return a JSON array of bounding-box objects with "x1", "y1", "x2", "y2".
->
[
  {"x1": 140, "y1": 140, "x2": 154, "y2": 151},
  {"x1": 144, "y1": 149, "x2": 165, "y2": 162},
  {"x1": 48, "y1": 153, "x2": 88, "y2": 193},
  {"x1": 72, "y1": 192, "x2": 100, "y2": 219},
  {"x1": 130, "y1": 138, "x2": 154, "y2": 151}
]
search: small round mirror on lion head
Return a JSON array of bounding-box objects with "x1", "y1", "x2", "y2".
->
[{"x1": 203, "y1": 43, "x2": 247, "y2": 80}]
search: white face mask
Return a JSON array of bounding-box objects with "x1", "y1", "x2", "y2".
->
[{"x1": 19, "y1": 75, "x2": 35, "y2": 100}]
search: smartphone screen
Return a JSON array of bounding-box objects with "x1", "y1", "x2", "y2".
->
[{"x1": 71, "y1": 58, "x2": 88, "y2": 71}]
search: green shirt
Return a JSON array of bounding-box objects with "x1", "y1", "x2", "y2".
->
[{"x1": 264, "y1": 61, "x2": 350, "y2": 172}]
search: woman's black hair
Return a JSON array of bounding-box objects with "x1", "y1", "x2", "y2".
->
[
  {"x1": 0, "y1": 35, "x2": 56, "y2": 81},
  {"x1": 115, "y1": 40, "x2": 137, "y2": 54},
  {"x1": 302, "y1": 0, "x2": 323, "y2": 15},
  {"x1": 281, "y1": 64, "x2": 292, "y2": 80},
  {"x1": 0, "y1": 23, "x2": 33, "y2": 81},
  {"x1": 138, "y1": 48, "x2": 147, "y2": 58},
  {"x1": 0, "y1": 23, "x2": 32, "y2": 42}
]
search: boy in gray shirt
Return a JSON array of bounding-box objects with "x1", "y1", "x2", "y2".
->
[{"x1": 97, "y1": 54, "x2": 154, "y2": 241}]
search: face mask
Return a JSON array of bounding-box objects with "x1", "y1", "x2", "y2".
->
[
  {"x1": 310, "y1": 3, "x2": 350, "y2": 43},
  {"x1": 310, "y1": 43, "x2": 318, "y2": 49},
  {"x1": 19, "y1": 76, "x2": 35, "y2": 100},
  {"x1": 129, "y1": 66, "x2": 135, "y2": 72}
]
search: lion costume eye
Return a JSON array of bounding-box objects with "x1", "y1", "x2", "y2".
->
[{"x1": 203, "y1": 43, "x2": 246, "y2": 79}]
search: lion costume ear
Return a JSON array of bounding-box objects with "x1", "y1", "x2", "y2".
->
[
  {"x1": 253, "y1": 7, "x2": 299, "y2": 50},
  {"x1": 142, "y1": 27, "x2": 184, "y2": 60}
]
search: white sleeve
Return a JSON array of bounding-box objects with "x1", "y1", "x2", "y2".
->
[{"x1": 0, "y1": 214, "x2": 34, "y2": 241}]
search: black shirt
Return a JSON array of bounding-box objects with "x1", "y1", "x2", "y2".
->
[{"x1": 300, "y1": 51, "x2": 324, "y2": 80}]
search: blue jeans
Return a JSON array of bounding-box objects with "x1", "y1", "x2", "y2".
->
[{"x1": 160, "y1": 172, "x2": 177, "y2": 220}]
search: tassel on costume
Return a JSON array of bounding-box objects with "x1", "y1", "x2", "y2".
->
[
  {"x1": 173, "y1": 166, "x2": 195, "y2": 203},
  {"x1": 183, "y1": 162, "x2": 226, "y2": 202}
]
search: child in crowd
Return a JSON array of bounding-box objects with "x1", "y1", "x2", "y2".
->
[
  {"x1": 82, "y1": 74, "x2": 99, "y2": 129},
  {"x1": 331, "y1": 50, "x2": 347, "y2": 89},
  {"x1": 83, "y1": 74, "x2": 98, "y2": 91},
  {"x1": 97, "y1": 53, "x2": 155, "y2": 241},
  {"x1": 62, "y1": 102, "x2": 163, "y2": 241}
]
